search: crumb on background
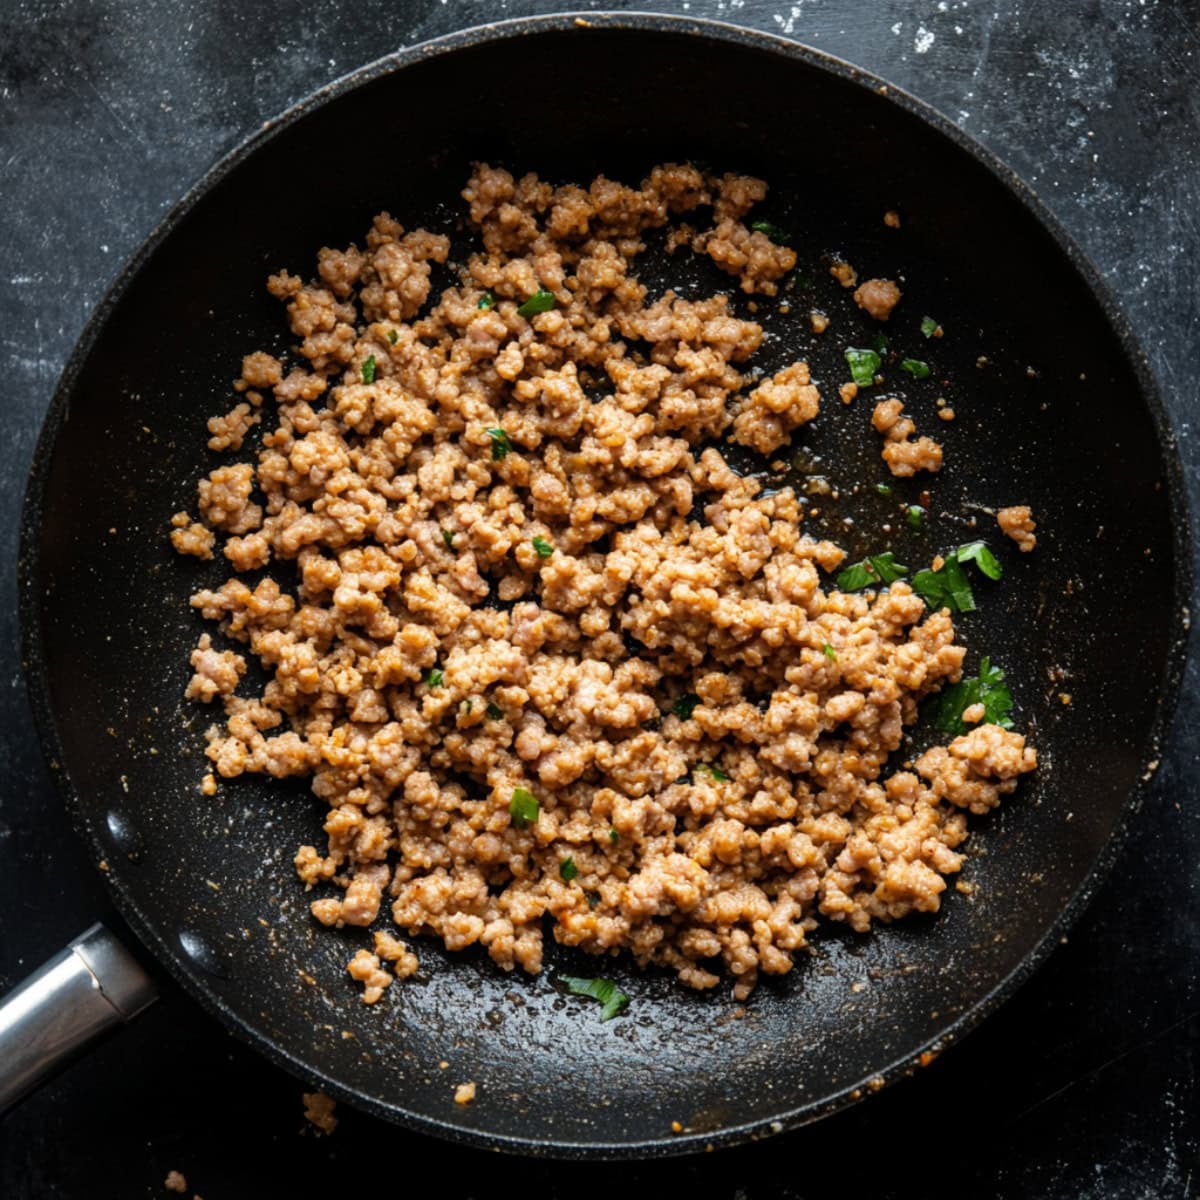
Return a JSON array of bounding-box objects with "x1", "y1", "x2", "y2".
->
[
  {"x1": 454, "y1": 1081, "x2": 477, "y2": 1105},
  {"x1": 302, "y1": 1090, "x2": 338, "y2": 1134}
]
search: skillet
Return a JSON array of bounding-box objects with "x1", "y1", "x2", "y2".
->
[{"x1": 3, "y1": 12, "x2": 1190, "y2": 1158}]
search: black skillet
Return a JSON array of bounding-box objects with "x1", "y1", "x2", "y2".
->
[{"x1": 8, "y1": 12, "x2": 1191, "y2": 1158}]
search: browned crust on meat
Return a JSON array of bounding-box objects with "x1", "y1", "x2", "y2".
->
[{"x1": 997, "y1": 505, "x2": 1037, "y2": 552}]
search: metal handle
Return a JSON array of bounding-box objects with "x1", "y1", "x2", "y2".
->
[{"x1": 0, "y1": 923, "x2": 158, "y2": 1114}]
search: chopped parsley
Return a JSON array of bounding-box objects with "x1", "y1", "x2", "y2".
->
[
  {"x1": 912, "y1": 554, "x2": 976, "y2": 614},
  {"x1": 920, "y1": 315, "x2": 940, "y2": 338},
  {"x1": 586, "y1": 891, "x2": 600, "y2": 909},
  {"x1": 560, "y1": 975, "x2": 629, "y2": 1021},
  {"x1": 516, "y1": 288, "x2": 557, "y2": 317},
  {"x1": 671, "y1": 693, "x2": 701, "y2": 720},
  {"x1": 845, "y1": 347, "x2": 882, "y2": 388},
  {"x1": 386, "y1": 328, "x2": 399, "y2": 345},
  {"x1": 694, "y1": 763, "x2": 731, "y2": 783},
  {"x1": 906, "y1": 504, "x2": 926, "y2": 532},
  {"x1": 911, "y1": 541, "x2": 1003, "y2": 613},
  {"x1": 509, "y1": 787, "x2": 539, "y2": 828},
  {"x1": 836, "y1": 551, "x2": 909, "y2": 592},
  {"x1": 875, "y1": 482, "x2": 894, "y2": 497},
  {"x1": 930, "y1": 656, "x2": 1014, "y2": 734},
  {"x1": 955, "y1": 539, "x2": 1003, "y2": 581},
  {"x1": 901, "y1": 358, "x2": 932, "y2": 379},
  {"x1": 532, "y1": 536, "x2": 555, "y2": 558},
  {"x1": 425, "y1": 667, "x2": 444, "y2": 688},
  {"x1": 608, "y1": 828, "x2": 619, "y2": 844},
  {"x1": 361, "y1": 355, "x2": 377, "y2": 384},
  {"x1": 486, "y1": 427, "x2": 512, "y2": 461},
  {"x1": 823, "y1": 643, "x2": 837, "y2": 661},
  {"x1": 486, "y1": 701, "x2": 504, "y2": 720},
  {"x1": 750, "y1": 219, "x2": 791, "y2": 245},
  {"x1": 477, "y1": 291, "x2": 496, "y2": 310},
  {"x1": 871, "y1": 332, "x2": 889, "y2": 355},
  {"x1": 560, "y1": 856, "x2": 579, "y2": 882},
  {"x1": 441, "y1": 528, "x2": 456, "y2": 549}
]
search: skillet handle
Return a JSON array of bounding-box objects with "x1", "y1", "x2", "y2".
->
[{"x1": 0, "y1": 923, "x2": 158, "y2": 1115}]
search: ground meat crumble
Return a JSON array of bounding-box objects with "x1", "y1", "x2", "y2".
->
[
  {"x1": 172, "y1": 163, "x2": 1036, "y2": 1003},
  {"x1": 997, "y1": 504, "x2": 1037, "y2": 552}
]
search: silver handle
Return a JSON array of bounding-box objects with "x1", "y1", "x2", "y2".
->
[{"x1": 0, "y1": 923, "x2": 158, "y2": 1114}]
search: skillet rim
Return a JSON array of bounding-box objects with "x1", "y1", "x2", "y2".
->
[{"x1": 16, "y1": 9, "x2": 1194, "y2": 1159}]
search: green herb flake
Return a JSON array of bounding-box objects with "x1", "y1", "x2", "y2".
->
[
  {"x1": 609, "y1": 828, "x2": 619, "y2": 844},
  {"x1": 386, "y1": 328, "x2": 399, "y2": 345},
  {"x1": 516, "y1": 288, "x2": 557, "y2": 318},
  {"x1": 871, "y1": 332, "x2": 890, "y2": 355},
  {"x1": 931, "y1": 656, "x2": 1014, "y2": 735},
  {"x1": 560, "y1": 856, "x2": 579, "y2": 882},
  {"x1": 955, "y1": 540, "x2": 1003, "y2": 581},
  {"x1": 695, "y1": 763, "x2": 731, "y2": 783},
  {"x1": 509, "y1": 787, "x2": 539, "y2": 829},
  {"x1": 845, "y1": 347, "x2": 882, "y2": 388},
  {"x1": 906, "y1": 505, "x2": 926, "y2": 532},
  {"x1": 901, "y1": 358, "x2": 932, "y2": 379},
  {"x1": 486, "y1": 427, "x2": 512, "y2": 461},
  {"x1": 560, "y1": 975, "x2": 629, "y2": 1022},
  {"x1": 441, "y1": 528, "x2": 456, "y2": 549},
  {"x1": 823, "y1": 643, "x2": 837, "y2": 661},
  {"x1": 425, "y1": 667, "x2": 444, "y2": 688},
  {"x1": 477, "y1": 291, "x2": 496, "y2": 310},
  {"x1": 912, "y1": 555, "x2": 976, "y2": 614},
  {"x1": 361, "y1": 355, "x2": 377, "y2": 384},
  {"x1": 750, "y1": 219, "x2": 791, "y2": 245},
  {"x1": 836, "y1": 551, "x2": 909, "y2": 593},
  {"x1": 912, "y1": 542, "x2": 1003, "y2": 614},
  {"x1": 875, "y1": 482, "x2": 894, "y2": 497},
  {"x1": 486, "y1": 701, "x2": 504, "y2": 720},
  {"x1": 920, "y1": 316, "x2": 940, "y2": 338},
  {"x1": 532, "y1": 536, "x2": 555, "y2": 559},
  {"x1": 460, "y1": 698, "x2": 473, "y2": 714},
  {"x1": 586, "y1": 891, "x2": 600, "y2": 910},
  {"x1": 671, "y1": 693, "x2": 701, "y2": 720}
]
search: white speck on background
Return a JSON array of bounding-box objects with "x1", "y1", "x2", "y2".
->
[
  {"x1": 772, "y1": 5, "x2": 804, "y2": 34},
  {"x1": 891, "y1": 21, "x2": 902, "y2": 33},
  {"x1": 914, "y1": 26, "x2": 936, "y2": 53}
]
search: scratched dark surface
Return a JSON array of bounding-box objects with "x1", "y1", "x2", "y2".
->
[{"x1": 0, "y1": 1, "x2": 1197, "y2": 1196}]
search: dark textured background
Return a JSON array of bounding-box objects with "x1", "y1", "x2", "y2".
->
[{"x1": 1, "y1": 1, "x2": 1197, "y2": 1196}]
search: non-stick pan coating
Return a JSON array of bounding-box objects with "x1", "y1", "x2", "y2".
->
[{"x1": 19, "y1": 15, "x2": 1190, "y2": 1157}]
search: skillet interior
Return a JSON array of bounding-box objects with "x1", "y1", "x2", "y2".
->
[{"x1": 20, "y1": 16, "x2": 1189, "y2": 1155}]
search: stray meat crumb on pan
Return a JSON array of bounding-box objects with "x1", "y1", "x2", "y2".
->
[
  {"x1": 174, "y1": 163, "x2": 1035, "y2": 1003},
  {"x1": 997, "y1": 504, "x2": 1038, "y2": 552}
]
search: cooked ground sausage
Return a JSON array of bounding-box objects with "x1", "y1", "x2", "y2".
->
[{"x1": 174, "y1": 164, "x2": 1035, "y2": 1002}]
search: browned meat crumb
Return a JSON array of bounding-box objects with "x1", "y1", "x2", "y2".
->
[
  {"x1": 455, "y1": 1081, "x2": 477, "y2": 1105},
  {"x1": 695, "y1": 219, "x2": 797, "y2": 296},
  {"x1": 853, "y1": 278, "x2": 902, "y2": 321},
  {"x1": 164, "y1": 1171, "x2": 187, "y2": 1194},
  {"x1": 302, "y1": 1091, "x2": 339, "y2": 1134},
  {"x1": 169, "y1": 512, "x2": 215, "y2": 560},
  {"x1": 872, "y1": 398, "x2": 944, "y2": 477},
  {"x1": 839, "y1": 382, "x2": 858, "y2": 404},
  {"x1": 207, "y1": 402, "x2": 261, "y2": 452},
  {"x1": 347, "y1": 949, "x2": 392, "y2": 1003},
  {"x1": 730, "y1": 361, "x2": 820, "y2": 454},
  {"x1": 173, "y1": 164, "x2": 1036, "y2": 1003},
  {"x1": 830, "y1": 259, "x2": 857, "y2": 288},
  {"x1": 883, "y1": 210, "x2": 901, "y2": 228},
  {"x1": 200, "y1": 772, "x2": 217, "y2": 796},
  {"x1": 184, "y1": 634, "x2": 246, "y2": 703},
  {"x1": 809, "y1": 310, "x2": 829, "y2": 334},
  {"x1": 997, "y1": 505, "x2": 1037, "y2": 552}
]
